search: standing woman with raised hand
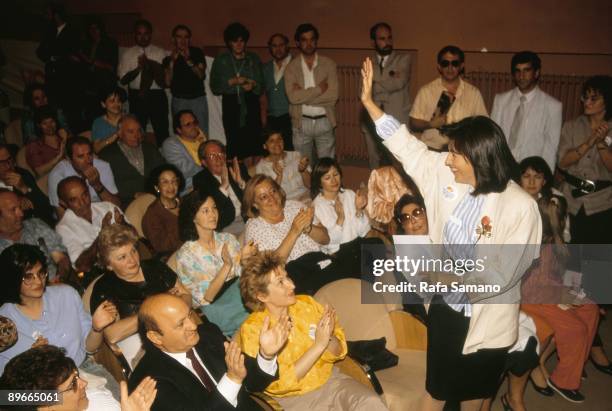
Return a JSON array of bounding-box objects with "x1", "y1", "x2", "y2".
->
[{"x1": 361, "y1": 57, "x2": 542, "y2": 411}]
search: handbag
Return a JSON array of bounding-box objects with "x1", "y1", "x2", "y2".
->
[{"x1": 347, "y1": 337, "x2": 399, "y2": 372}]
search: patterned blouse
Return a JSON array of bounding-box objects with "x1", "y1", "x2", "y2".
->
[
  {"x1": 175, "y1": 231, "x2": 242, "y2": 307},
  {"x1": 239, "y1": 295, "x2": 347, "y2": 397}
]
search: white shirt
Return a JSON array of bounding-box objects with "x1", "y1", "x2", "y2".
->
[
  {"x1": 163, "y1": 349, "x2": 277, "y2": 408},
  {"x1": 273, "y1": 55, "x2": 292, "y2": 85},
  {"x1": 56, "y1": 23, "x2": 66, "y2": 37},
  {"x1": 313, "y1": 190, "x2": 370, "y2": 254},
  {"x1": 55, "y1": 201, "x2": 126, "y2": 264},
  {"x1": 491, "y1": 86, "x2": 562, "y2": 170},
  {"x1": 300, "y1": 54, "x2": 326, "y2": 117},
  {"x1": 255, "y1": 151, "x2": 310, "y2": 201},
  {"x1": 81, "y1": 369, "x2": 121, "y2": 411},
  {"x1": 118, "y1": 44, "x2": 169, "y2": 90}
]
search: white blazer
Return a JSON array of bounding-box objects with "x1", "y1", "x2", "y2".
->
[{"x1": 384, "y1": 125, "x2": 542, "y2": 354}]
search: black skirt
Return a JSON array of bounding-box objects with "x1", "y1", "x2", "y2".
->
[{"x1": 426, "y1": 296, "x2": 508, "y2": 402}]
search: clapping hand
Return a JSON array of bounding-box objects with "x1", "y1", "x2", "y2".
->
[
  {"x1": 101, "y1": 211, "x2": 114, "y2": 228},
  {"x1": 224, "y1": 341, "x2": 247, "y2": 384},
  {"x1": 221, "y1": 243, "x2": 233, "y2": 270},
  {"x1": 120, "y1": 377, "x2": 157, "y2": 411},
  {"x1": 92, "y1": 300, "x2": 118, "y2": 332},
  {"x1": 259, "y1": 314, "x2": 291, "y2": 359},
  {"x1": 272, "y1": 160, "x2": 284, "y2": 182},
  {"x1": 114, "y1": 207, "x2": 125, "y2": 225},
  {"x1": 298, "y1": 157, "x2": 309, "y2": 173},
  {"x1": 291, "y1": 207, "x2": 314, "y2": 235},
  {"x1": 314, "y1": 305, "x2": 336, "y2": 349},
  {"x1": 228, "y1": 157, "x2": 244, "y2": 186},
  {"x1": 334, "y1": 197, "x2": 345, "y2": 226}
]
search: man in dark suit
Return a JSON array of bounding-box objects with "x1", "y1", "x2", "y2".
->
[
  {"x1": 129, "y1": 294, "x2": 290, "y2": 410},
  {"x1": 99, "y1": 115, "x2": 165, "y2": 207},
  {"x1": 192, "y1": 140, "x2": 249, "y2": 235}
]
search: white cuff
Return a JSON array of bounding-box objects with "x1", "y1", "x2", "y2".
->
[
  {"x1": 256, "y1": 353, "x2": 278, "y2": 376},
  {"x1": 217, "y1": 374, "x2": 241, "y2": 408}
]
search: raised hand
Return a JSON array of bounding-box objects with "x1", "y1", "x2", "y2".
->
[
  {"x1": 114, "y1": 207, "x2": 125, "y2": 225},
  {"x1": 92, "y1": 300, "x2": 118, "y2": 332},
  {"x1": 220, "y1": 163, "x2": 230, "y2": 190},
  {"x1": 259, "y1": 314, "x2": 291, "y2": 358},
  {"x1": 224, "y1": 341, "x2": 247, "y2": 384},
  {"x1": 360, "y1": 58, "x2": 374, "y2": 104},
  {"x1": 101, "y1": 211, "x2": 113, "y2": 228},
  {"x1": 355, "y1": 189, "x2": 367, "y2": 212},
  {"x1": 228, "y1": 157, "x2": 244, "y2": 185},
  {"x1": 298, "y1": 157, "x2": 309, "y2": 173},
  {"x1": 221, "y1": 243, "x2": 233, "y2": 268},
  {"x1": 120, "y1": 377, "x2": 157, "y2": 411}
]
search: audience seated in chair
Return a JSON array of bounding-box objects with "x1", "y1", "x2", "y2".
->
[
  {"x1": 0, "y1": 144, "x2": 55, "y2": 226},
  {"x1": 129, "y1": 293, "x2": 287, "y2": 410},
  {"x1": 99, "y1": 114, "x2": 166, "y2": 208},
  {"x1": 25, "y1": 106, "x2": 69, "y2": 177},
  {"x1": 0, "y1": 189, "x2": 70, "y2": 281},
  {"x1": 90, "y1": 224, "x2": 191, "y2": 369},
  {"x1": 193, "y1": 139, "x2": 249, "y2": 235},
  {"x1": 239, "y1": 251, "x2": 388, "y2": 410},
  {"x1": 176, "y1": 190, "x2": 256, "y2": 337},
  {"x1": 142, "y1": 164, "x2": 185, "y2": 257},
  {"x1": 20, "y1": 83, "x2": 69, "y2": 145},
  {"x1": 48, "y1": 136, "x2": 120, "y2": 218},
  {"x1": 91, "y1": 86, "x2": 126, "y2": 153}
]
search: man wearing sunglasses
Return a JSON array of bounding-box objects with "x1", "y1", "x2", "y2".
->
[
  {"x1": 491, "y1": 51, "x2": 562, "y2": 171},
  {"x1": 409, "y1": 45, "x2": 487, "y2": 150}
]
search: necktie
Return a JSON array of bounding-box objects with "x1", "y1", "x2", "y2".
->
[
  {"x1": 379, "y1": 56, "x2": 384, "y2": 74},
  {"x1": 186, "y1": 348, "x2": 215, "y2": 392},
  {"x1": 508, "y1": 95, "x2": 527, "y2": 150}
]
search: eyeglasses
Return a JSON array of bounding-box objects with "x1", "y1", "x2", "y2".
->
[
  {"x1": 398, "y1": 207, "x2": 426, "y2": 224},
  {"x1": 439, "y1": 60, "x2": 461, "y2": 68},
  {"x1": 181, "y1": 119, "x2": 199, "y2": 128},
  {"x1": 0, "y1": 157, "x2": 12, "y2": 166},
  {"x1": 580, "y1": 95, "x2": 603, "y2": 104},
  {"x1": 256, "y1": 188, "x2": 278, "y2": 202},
  {"x1": 22, "y1": 270, "x2": 48, "y2": 285},
  {"x1": 205, "y1": 153, "x2": 226, "y2": 160},
  {"x1": 58, "y1": 370, "x2": 81, "y2": 394}
]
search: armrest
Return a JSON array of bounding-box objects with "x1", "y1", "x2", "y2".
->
[
  {"x1": 249, "y1": 392, "x2": 283, "y2": 411},
  {"x1": 336, "y1": 355, "x2": 383, "y2": 395},
  {"x1": 389, "y1": 310, "x2": 427, "y2": 351},
  {"x1": 94, "y1": 341, "x2": 130, "y2": 382}
]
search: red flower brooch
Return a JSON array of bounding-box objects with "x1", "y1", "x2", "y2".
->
[{"x1": 476, "y1": 216, "x2": 492, "y2": 241}]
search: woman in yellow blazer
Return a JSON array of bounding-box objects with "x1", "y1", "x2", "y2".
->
[{"x1": 361, "y1": 58, "x2": 542, "y2": 411}]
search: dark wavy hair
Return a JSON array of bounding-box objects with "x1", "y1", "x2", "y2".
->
[
  {"x1": 0, "y1": 244, "x2": 48, "y2": 305},
  {"x1": 22, "y1": 83, "x2": 47, "y2": 109},
  {"x1": 511, "y1": 51, "x2": 541, "y2": 73},
  {"x1": 582, "y1": 75, "x2": 612, "y2": 120},
  {"x1": 310, "y1": 157, "x2": 343, "y2": 199},
  {"x1": 393, "y1": 192, "x2": 426, "y2": 232},
  {"x1": 518, "y1": 156, "x2": 553, "y2": 198},
  {"x1": 0, "y1": 345, "x2": 76, "y2": 394},
  {"x1": 33, "y1": 106, "x2": 58, "y2": 138},
  {"x1": 178, "y1": 189, "x2": 218, "y2": 241},
  {"x1": 146, "y1": 164, "x2": 185, "y2": 197},
  {"x1": 294, "y1": 23, "x2": 319, "y2": 43},
  {"x1": 437, "y1": 45, "x2": 464, "y2": 64},
  {"x1": 66, "y1": 136, "x2": 93, "y2": 160},
  {"x1": 223, "y1": 22, "x2": 250, "y2": 46},
  {"x1": 440, "y1": 116, "x2": 518, "y2": 196}
]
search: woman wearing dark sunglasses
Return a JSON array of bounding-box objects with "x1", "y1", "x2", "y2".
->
[
  {"x1": 362, "y1": 57, "x2": 541, "y2": 411},
  {"x1": 394, "y1": 193, "x2": 429, "y2": 235}
]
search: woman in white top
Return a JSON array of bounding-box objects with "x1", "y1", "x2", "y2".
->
[
  {"x1": 255, "y1": 127, "x2": 311, "y2": 202},
  {"x1": 361, "y1": 57, "x2": 541, "y2": 411},
  {"x1": 311, "y1": 157, "x2": 370, "y2": 254}
]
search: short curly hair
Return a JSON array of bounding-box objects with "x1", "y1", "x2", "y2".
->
[
  {"x1": 223, "y1": 22, "x2": 250, "y2": 46},
  {"x1": 97, "y1": 223, "x2": 139, "y2": 267},
  {"x1": 0, "y1": 345, "x2": 76, "y2": 392},
  {"x1": 240, "y1": 251, "x2": 284, "y2": 311},
  {"x1": 146, "y1": 163, "x2": 186, "y2": 197}
]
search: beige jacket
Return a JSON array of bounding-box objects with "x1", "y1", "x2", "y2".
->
[
  {"x1": 284, "y1": 54, "x2": 338, "y2": 129},
  {"x1": 384, "y1": 125, "x2": 542, "y2": 354}
]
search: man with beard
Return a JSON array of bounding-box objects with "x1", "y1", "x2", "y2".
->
[
  {"x1": 361, "y1": 22, "x2": 412, "y2": 168},
  {"x1": 262, "y1": 33, "x2": 293, "y2": 150},
  {"x1": 284, "y1": 24, "x2": 338, "y2": 164}
]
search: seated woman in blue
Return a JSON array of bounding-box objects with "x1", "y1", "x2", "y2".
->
[
  {"x1": 91, "y1": 86, "x2": 126, "y2": 153},
  {"x1": 0, "y1": 244, "x2": 118, "y2": 374}
]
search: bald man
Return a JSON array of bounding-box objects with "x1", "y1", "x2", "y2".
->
[
  {"x1": 130, "y1": 294, "x2": 290, "y2": 410},
  {"x1": 55, "y1": 176, "x2": 128, "y2": 272},
  {"x1": 99, "y1": 114, "x2": 166, "y2": 207}
]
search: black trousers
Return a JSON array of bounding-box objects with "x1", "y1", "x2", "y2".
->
[
  {"x1": 128, "y1": 89, "x2": 169, "y2": 146},
  {"x1": 266, "y1": 113, "x2": 294, "y2": 151}
]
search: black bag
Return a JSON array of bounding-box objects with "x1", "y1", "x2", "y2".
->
[{"x1": 347, "y1": 337, "x2": 399, "y2": 372}]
